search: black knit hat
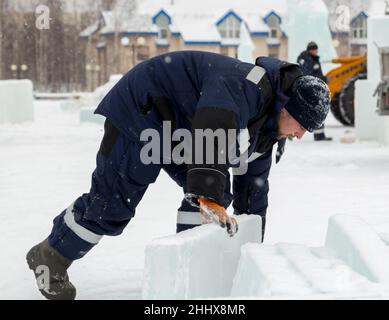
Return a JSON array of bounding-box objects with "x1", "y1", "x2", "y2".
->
[
  {"x1": 284, "y1": 76, "x2": 330, "y2": 132},
  {"x1": 307, "y1": 41, "x2": 318, "y2": 51}
]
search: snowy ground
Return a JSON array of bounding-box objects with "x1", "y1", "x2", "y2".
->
[{"x1": 1, "y1": 100, "x2": 389, "y2": 300}]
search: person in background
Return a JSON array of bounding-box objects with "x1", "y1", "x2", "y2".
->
[{"x1": 297, "y1": 41, "x2": 333, "y2": 141}]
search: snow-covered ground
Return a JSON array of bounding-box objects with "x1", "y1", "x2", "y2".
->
[{"x1": 1, "y1": 100, "x2": 389, "y2": 300}]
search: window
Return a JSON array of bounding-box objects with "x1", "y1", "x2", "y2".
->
[
  {"x1": 155, "y1": 14, "x2": 170, "y2": 39},
  {"x1": 267, "y1": 15, "x2": 280, "y2": 39},
  {"x1": 351, "y1": 15, "x2": 367, "y2": 39},
  {"x1": 218, "y1": 15, "x2": 241, "y2": 39},
  {"x1": 160, "y1": 28, "x2": 169, "y2": 39}
]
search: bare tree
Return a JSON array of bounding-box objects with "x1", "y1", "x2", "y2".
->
[
  {"x1": 0, "y1": 0, "x2": 4, "y2": 79},
  {"x1": 111, "y1": 0, "x2": 137, "y2": 74},
  {"x1": 0, "y1": 0, "x2": 108, "y2": 91}
]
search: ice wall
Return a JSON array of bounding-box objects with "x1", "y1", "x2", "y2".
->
[
  {"x1": 230, "y1": 214, "x2": 388, "y2": 298},
  {"x1": 142, "y1": 215, "x2": 262, "y2": 299},
  {"x1": 285, "y1": 0, "x2": 337, "y2": 72},
  {"x1": 0, "y1": 80, "x2": 34, "y2": 124},
  {"x1": 231, "y1": 243, "x2": 380, "y2": 298},
  {"x1": 238, "y1": 21, "x2": 255, "y2": 63},
  {"x1": 355, "y1": 15, "x2": 389, "y2": 145}
]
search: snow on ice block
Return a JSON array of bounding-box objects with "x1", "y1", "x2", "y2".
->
[
  {"x1": 231, "y1": 242, "x2": 380, "y2": 298},
  {"x1": 79, "y1": 107, "x2": 105, "y2": 124},
  {"x1": 0, "y1": 79, "x2": 34, "y2": 124},
  {"x1": 142, "y1": 214, "x2": 261, "y2": 299},
  {"x1": 325, "y1": 214, "x2": 389, "y2": 284}
]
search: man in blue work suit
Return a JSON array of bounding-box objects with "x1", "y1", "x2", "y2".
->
[{"x1": 27, "y1": 51, "x2": 330, "y2": 300}]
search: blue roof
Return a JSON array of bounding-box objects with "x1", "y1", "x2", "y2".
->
[
  {"x1": 152, "y1": 9, "x2": 172, "y2": 25},
  {"x1": 351, "y1": 11, "x2": 369, "y2": 25},
  {"x1": 263, "y1": 10, "x2": 282, "y2": 24},
  {"x1": 215, "y1": 10, "x2": 243, "y2": 26}
]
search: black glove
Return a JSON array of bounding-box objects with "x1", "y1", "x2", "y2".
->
[{"x1": 276, "y1": 138, "x2": 286, "y2": 164}]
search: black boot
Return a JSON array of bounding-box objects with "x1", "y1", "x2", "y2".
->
[
  {"x1": 26, "y1": 238, "x2": 76, "y2": 300},
  {"x1": 261, "y1": 216, "x2": 266, "y2": 243},
  {"x1": 314, "y1": 132, "x2": 333, "y2": 141}
]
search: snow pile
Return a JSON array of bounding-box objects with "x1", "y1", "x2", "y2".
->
[
  {"x1": 231, "y1": 214, "x2": 388, "y2": 298},
  {"x1": 142, "y1": 214, "x2": 262, "y2": 299},
  {"x1": 89, "y1": 74, "x2": 123, "y2": 104},
  {"x1": 79, "y1": 108, "x2": 105, "y2": 124},
  {"x1": 59, "y1": 74, "x2": 122, "y2": 124},
  {"x1": 0, "y1": 80, "x2": 34, "y2": 125}
]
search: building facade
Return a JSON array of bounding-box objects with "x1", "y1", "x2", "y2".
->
[
  {"x1": 82, "y1": 0, "x2": 387, "y2": 91},
  {"x1": 325, "y1": 0, "x2": 388, "y2": 59},
  {"x1": 80, "y1": 0, "x2": 289, "y2": 90}
]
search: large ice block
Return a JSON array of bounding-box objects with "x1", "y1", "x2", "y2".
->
[
  {"x1": 355, "y1": 15, "x2": 389, "y2": 145},
  {"x1": 325, "y1": 214, "x2": 389, "y2": 284},
  {"x1": 285, "y1": 0, "x2": 337, "y2": 73},
  {"x1": 231, "y1": 215, "x2": 389, "y2": 298},
  {"x1": 231, "y1": 241, "x2": 380, "y2": 298},
  {"x1": 0, "y1": 80, "x2": 34, "y2": 124},
  {"x1": 142, "y1": 214, "x2": 262, "y2": 299}
]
